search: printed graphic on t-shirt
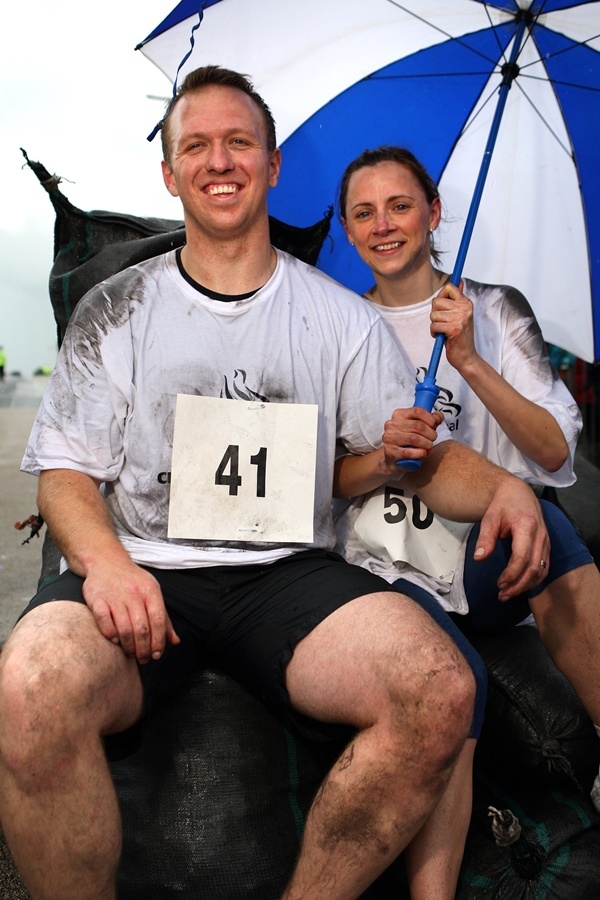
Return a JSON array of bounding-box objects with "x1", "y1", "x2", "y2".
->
[
  {"x1": 221, "y1": 369, "x2": 269, "y2": 403},
  {"x1": 416, "y1": 367, "x2": 462, "y2": 432}
]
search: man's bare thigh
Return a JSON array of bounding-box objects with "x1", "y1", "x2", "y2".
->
[{"x1": 285, "y1": 590, "x2": 470, "y2": 729}]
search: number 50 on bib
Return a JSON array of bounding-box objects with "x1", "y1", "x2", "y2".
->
[{"x1": 168, "y1": 395, "x2": 318, "y2": 543}]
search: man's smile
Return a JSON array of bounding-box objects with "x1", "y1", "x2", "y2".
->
[{"x1": 207, "y1": 184, "x2": 239, "y2": 196}]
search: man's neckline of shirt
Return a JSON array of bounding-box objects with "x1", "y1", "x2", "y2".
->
[{"x1": 176, "y1": 247, "x2": 264, "y2": 303}]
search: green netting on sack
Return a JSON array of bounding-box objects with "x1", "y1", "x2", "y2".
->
[
  {"x1": 457, "y1": 769, "x2": 600, "y2": 899},
  {"x1": 111, "y1": 669, "x2": 318, "y2": 898},
  {"x1": 470, "y1": 627, "x2": 598, "y2": 790},
  {"x1": 110, "y1": 667, "x2": 411, "y2": 899}
]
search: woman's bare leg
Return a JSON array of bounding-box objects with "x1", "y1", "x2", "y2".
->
[{"x1": 405, "y1": 738, "x2": 476, "y2": 899}]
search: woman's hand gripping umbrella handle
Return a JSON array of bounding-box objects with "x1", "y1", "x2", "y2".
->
[{"x1": 396, "y1": 333, "x2": 444, "y2": 471}]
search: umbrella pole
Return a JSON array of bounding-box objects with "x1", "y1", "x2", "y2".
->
[{"x1": 399, "y1": 13, "x2": 530, "y2": 470}]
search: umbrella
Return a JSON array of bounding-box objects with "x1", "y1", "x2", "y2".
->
[{"x1": 136, "y1": 0, "x2": 600, "y2": 365}]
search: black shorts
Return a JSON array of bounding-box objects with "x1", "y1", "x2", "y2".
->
[{"x1": 21, "y1": 549, "x2": 389, "y2": 757}]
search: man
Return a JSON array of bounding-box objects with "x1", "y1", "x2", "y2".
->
[{"x1": 0, "y1": 67, "x2": 548, "y2": 900}]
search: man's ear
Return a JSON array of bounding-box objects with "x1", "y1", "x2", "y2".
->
[
  {"x1": 269, "y1": 148, "x2": 282, "y2": 188},
  {"x1": 162, "y1": 160, "x2": 180, "y2": 198}
]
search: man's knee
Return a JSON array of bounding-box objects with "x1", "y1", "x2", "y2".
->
[
  {"x1": 410, "y1": 647, "x2": 475, "y2": 768},
  {"x1": 0, "y1": 645, "x2": 72, "y2": 786},
  {"x1": 379, "y1": 622, "x2": 476, "y2": 775},
  {"x1": 288, "y1": 590, "x2": 475, "y2": 769},
  {"x1": 0, "y1": 604, "x2": 139, "y2": 785},
  {"x1": 393, "y1": 579, "x2": 486, "y2": 738}
]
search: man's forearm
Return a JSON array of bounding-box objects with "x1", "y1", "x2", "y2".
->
[
  {"x1": 37, "y1": 468, "x2": 132, "y2": 577},
  {"x1": 405, "y1": 441, "x2": 520, "y2": 522}
]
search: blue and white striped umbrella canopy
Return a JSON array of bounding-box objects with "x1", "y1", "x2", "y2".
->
[{"x1": 138, "y1": 0, "x2": 600, "y2": 363}]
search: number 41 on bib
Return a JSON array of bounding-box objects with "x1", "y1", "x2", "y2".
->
[{"x1": 168, "y1": 395, "x2": 318, "y2": 543}]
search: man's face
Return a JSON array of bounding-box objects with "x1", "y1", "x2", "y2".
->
[{"x1": 161, "y1": 85, "x2": 281, "y2": 241}]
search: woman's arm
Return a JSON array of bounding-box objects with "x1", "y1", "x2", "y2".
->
[
  {"x1": 333, "y1": 407, "x2": 443, "y2": 498},
  {"x1": 430, "y1": 283, "x2": 569, "y2": 472}
]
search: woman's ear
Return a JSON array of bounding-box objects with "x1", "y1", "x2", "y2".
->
[{"x1": 429, "y1": 196, "x2": 442, "y2": 232}]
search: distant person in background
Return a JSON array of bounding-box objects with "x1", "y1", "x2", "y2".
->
[{"x1": 0, "y1": 346, "x2": 6, "y2": 381}]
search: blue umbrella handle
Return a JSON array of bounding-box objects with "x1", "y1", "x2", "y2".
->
[
  {"x1": 395, "y1": 347, "x2": 442, "y2": 471},
  {"x1": 396, "y1": 16, "x2": 528, "y2": 472}
]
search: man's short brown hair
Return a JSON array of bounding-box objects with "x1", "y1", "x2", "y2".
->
[{"x1": 161, "y1": 65, "x2": 277, "y2": 165}]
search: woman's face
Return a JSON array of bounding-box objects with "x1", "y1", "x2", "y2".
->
[{"x1": 342, "y1": 160, "x2": 440, "y2": 283}]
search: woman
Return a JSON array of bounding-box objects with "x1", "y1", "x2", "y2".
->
[
  {"x1": 338, "y1": 145, "x2": 581, "y2": 481},
  {"x1": 332, "y1": 145, "x2": 600, "y2": 897}
]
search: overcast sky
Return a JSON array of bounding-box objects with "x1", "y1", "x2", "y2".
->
[{"x1": 1, "y1": 1, "x2": 183, "y2": 376}]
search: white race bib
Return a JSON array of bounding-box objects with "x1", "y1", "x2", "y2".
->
[
  {"x1": 354, "y1": 485, "x2": 471, "y2": 582},
  {"x1": 168, "y1": 396, "x2": 318, "y2": 543}
]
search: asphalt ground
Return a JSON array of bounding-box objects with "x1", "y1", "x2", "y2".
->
[
  {"x1": 0, "y1": 377, "x2": 50, "y2": 642},
  {"x1": 0, "y1": 379, "x2": 52, "y2": 900}
]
